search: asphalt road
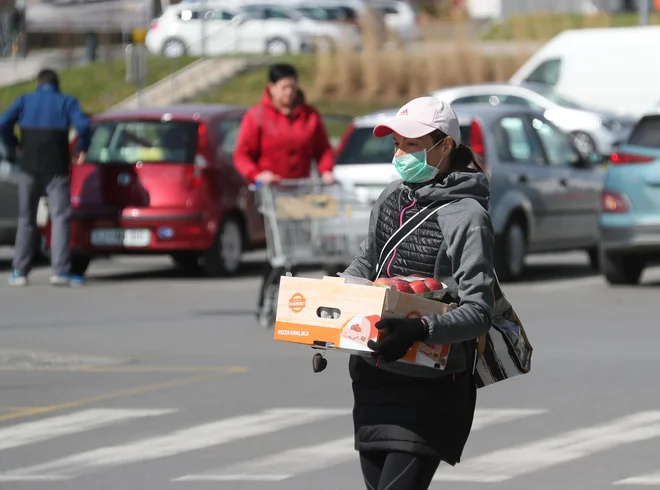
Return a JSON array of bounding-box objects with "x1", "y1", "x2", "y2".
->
[{"x1": 0, "y1": 248, "x2": 659, "y2": 490}]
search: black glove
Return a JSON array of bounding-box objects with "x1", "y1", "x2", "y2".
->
[{"x1": 367, "y1": 317, "x2": 429, "y2": 363}]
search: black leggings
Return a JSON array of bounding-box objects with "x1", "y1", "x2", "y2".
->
[{"x1": 359, "y1": 451, "x2": 441, "y2": 490}]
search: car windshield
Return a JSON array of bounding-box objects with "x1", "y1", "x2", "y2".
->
[
  {"x1": 336, "y1": 127, "x2": 394, "y2": 165},
  {"x1": 85, "y1": 120, "x2": 199, "y2": 164},
  {"x1": 529, "y1": 86, "x2": 584, "y2": 109},
  {"x1": 337, "y1": 125, "x2": 472, "y2": 165}
]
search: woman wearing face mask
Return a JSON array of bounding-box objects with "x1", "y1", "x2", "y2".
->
[{"x1": 343, "y1": 96, "x2": 496, "y2": 490}]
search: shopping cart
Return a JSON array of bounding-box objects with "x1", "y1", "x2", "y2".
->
[{"x1": 251, "y1": 178, "x2": 372, "y2": 328}]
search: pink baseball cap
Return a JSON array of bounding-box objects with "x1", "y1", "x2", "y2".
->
[{"x1": 373, "y1": 96, "x2": 461, "y2": 144}]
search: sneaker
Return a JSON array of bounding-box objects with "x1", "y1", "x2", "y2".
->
[
  {"x1": 69, "y1": 275, "x2": 86, "y2": 287},
  {"x1": 49, "y1": 274, "x2": 70, "y2": 286},
  {"x1": 8, "y1": 269, "x2": 27, "y2": 286}
]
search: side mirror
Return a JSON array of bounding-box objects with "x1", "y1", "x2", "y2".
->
[{"x1": 231, "y1": 15, "x2": 246, "y2": 25}]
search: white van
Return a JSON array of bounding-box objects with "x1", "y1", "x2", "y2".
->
[{"x1": 509, "y1": 26, "x2": 660, "y2": 119}]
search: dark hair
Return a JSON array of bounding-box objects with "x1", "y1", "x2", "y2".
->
[
  {"x1": 36, "y1": 68, "x2": 59, "y2": 89},
  {"x1": 430, "y1": 129, "x2": 485, "y2": 174},
  {"x1": 268, "y1": 63, "x2": 298, "y2": 84}
]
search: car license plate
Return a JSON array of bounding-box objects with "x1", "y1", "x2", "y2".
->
[{"x1": 90, "y1": 229, "x2": 151, "y2": 247}]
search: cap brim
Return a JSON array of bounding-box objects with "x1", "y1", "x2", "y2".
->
[{"x1": 373, "y1": 117, "x2": 436, "y2": 139}]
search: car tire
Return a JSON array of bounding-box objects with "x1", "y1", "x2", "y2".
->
[
  {"x1": 70, "y1": 254, "x2": 91, "y2": 277},
  {"x1": 600, "y1": 249, "x2": 644, "y2": 285},
  {"x1": 587, "y1": 246, "x2": 600, "y2": 270},
  {"x1": 495, "y1": 219, "x2": 527, "y2": 282},
  {"x1": 162, "y1": 38, "x2": 186, "y2": 58},
  {"x1": 265, "y1": 37, "x2": 290, "y2": 56},
  {"x1": 202, "y1": 217, "x2": 244, "y2": 277}
]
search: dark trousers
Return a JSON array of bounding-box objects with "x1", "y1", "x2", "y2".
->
[
  {"x1": 359, "y1": 451, "x2": 441, "y2": 490},
  {"x1": 13, "y1": 171, "x2": 71, "y2": 276}
]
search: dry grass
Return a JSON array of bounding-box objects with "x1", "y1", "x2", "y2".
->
[{"x1": 312, "y1": 8, "x2": 526, "y2": 105}]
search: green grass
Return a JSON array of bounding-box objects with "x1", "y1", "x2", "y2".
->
[
  {"x1": 0, "y1": 55, "x2": 198, "y2": 115},
  {"x1": 195, "y1": 54, "x2": 401, "y2": 138},
  {"x1": 482, "y1": 12, "x2": 660, "y2": 41}
]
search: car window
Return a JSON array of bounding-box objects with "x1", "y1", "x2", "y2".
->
[
  {"x1": 265, "y1": 7, "x2": 295, "y2": 19},
  {"x1": 494, "y1": 117, "x2": 532, "y2": 162},
  {"x1": 86, "y1": 120, "x2": 198, "y2": 164},
  {"x1": 336, "y1": 126, "x2": 393, "y2": 165},
  {"x1": 240, "y1": 6, "x2": 264, "y2": 18},
  {"x1": 378, "y1": 6, "x2": 399, "y2": 14},
  {"x1": 531, "y1": 117, "x2": 580, "y2": 166},
  {"x1": 525, "y1": 58, "x2": 561, "y2": 86},
  {"x1": 453, "y1": 95, "x2": 490, "y2": 105},
  {"x1": 628, "y1": 115, "x2": 660, "y2": 148},
  {"x1": 214, "y1": 118, "x2": 242, "y2": 157},
  {"x1": 213, "y1": 9, "x2": 238, "y2": 20}
]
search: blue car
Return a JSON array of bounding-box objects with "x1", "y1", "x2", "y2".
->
[{"x1": 600, "y1": 113, "x2": 660, "y2": 285}]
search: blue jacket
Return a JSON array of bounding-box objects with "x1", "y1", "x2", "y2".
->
[{"x1": 0, "y1": 83, "x2": 91, "y2": 175}]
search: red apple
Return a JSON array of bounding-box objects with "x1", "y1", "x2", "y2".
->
[
  {"x1": 409, "y1": 280, "x2": 429, "y2": 294},
  {"x1": 393, "y1": 281, "x2": 412, "y2": 293},
  {"x1": 424, "y1": 278, "x2": 443, "y2": 291},
  {"x1": 373, "y1": 278, "x2": 392, "y2": 288}
]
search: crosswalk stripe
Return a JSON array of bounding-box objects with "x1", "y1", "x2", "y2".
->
[
  {"x1": 433, "y1": 411, "x2": 660, "y2": 483},
  {"x1": 174, "y1": 408, "x2": 547, "y2": 482},
  {"x1": 0, "y1": 409, "x2": 176, "y2": 452},
  {"x1": 614, "y1": 471, "x2": 660, "y2": 486},
  {"x1": 0, "y1": 407, "x2": 350, "y2": 481}
]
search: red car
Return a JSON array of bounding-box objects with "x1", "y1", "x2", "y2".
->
[{"x1": 42, "y1": 105, "x2": 266, "y2": 277}]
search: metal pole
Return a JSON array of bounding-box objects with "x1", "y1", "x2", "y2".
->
[
  {"x1": 200, "y1": 0, "x2": 206, "y2": 57},
  {"x1": 640, "y1": 0, "x2": 650, "y2": 25}
]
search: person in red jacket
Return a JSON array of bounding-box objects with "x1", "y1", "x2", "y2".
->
[
  {"x1": 233, "y1": 62, "x2": 335, "y2": 185},
  {"x1": 233, "y1": 63, "x2": 336, "y2": 325}
]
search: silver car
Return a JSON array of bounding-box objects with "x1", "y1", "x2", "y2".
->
[
  {"x1": 430, "y1": 82, "x2": 637, "y2": 157},
  {"x1": 334, "y1": 103, "x2": 605, "y2": 281}
]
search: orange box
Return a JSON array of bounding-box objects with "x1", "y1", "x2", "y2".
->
[{"x1": 274, "y1": 275, "x2": 455, "y2": 370}]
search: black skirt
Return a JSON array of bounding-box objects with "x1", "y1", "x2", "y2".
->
[{"x1": 349, "y1": 355, "x2": 477, "y2": 466}]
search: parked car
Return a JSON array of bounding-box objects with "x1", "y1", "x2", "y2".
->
[
  {"x1": 508, "y1": 26, "x2": 660, "y2": 119},
  {"x1": 430, "y1": 83, "x2": 637, "y2": 157},
  {"x1": 145, "y1": 2, "x2": 314, "y2": 57},
  {"x1": 599, "y1": 113, "x2": 660, "y2": 285},
  {"x1": 0, "y1": 141, "x2": 19, "y2": 247},
  {"x1": 334, "y1": 103, "x2": 605, "y2": 280},
  {"x1": 236, "y1": 3, "x2": 362, "y2": 50},
  {"x1": 41, "y1": 105, "x2": 266, "y2": 277}
]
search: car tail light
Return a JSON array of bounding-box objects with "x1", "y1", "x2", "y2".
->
[
  {"x1": 610, "y1": 152, "x2": 654, "y2": 165},
  {"x1": 150, "y1": 20, "x2": 159, "y2": 30},
  {"x1": 186, "y1": 123, "x2": 210, "y2": 190},
  {"x1": 469, "y1": 119, "x2": 487, "y2": 172},
  {"x1": 601, "y1": 191, "x2": 629, "y2": 213}
]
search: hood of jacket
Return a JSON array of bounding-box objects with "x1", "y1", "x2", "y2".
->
[{"x1": 406, "y1": 170, "x2": 490, "y2": 211}]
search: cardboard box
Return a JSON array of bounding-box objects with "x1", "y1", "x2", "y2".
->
[{"x1": 273, "y1": 275, "x2": 455, "y2": 370}]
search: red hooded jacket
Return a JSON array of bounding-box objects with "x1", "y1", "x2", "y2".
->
[{"x1": 233, "y1": 88, "x2": 335, "y2": 184}]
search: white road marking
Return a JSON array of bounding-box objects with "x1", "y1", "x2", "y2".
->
[
  {"x1": 615, "y1": 471, "x2": 660, "y2": 486},
  {"x1": 174, "y1": 408, "x2": 546, "y2": 482},
  {"x1": 0, "y1": 409, "x2": 176, "y2": 451},
  {"x1": 0, "y1": 408, "x2": 349, "y2": 481},
  {"x1": 433, "y1": 411, "x2": 660, "y2": 483}
]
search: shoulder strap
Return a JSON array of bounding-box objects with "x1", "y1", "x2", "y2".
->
[{"x1": 374, "y1": 200, "x2": 455, "y2": 280}]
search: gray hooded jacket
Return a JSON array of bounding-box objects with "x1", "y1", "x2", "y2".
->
[{"x1": 344, "y1": 170, "x2": 496, "y2": 379}]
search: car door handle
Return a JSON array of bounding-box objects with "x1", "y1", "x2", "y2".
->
[{"x1": 517, "y1": 174, "x2": 529, "y2": 183}]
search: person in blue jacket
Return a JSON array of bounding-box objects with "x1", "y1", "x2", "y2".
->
[{"x1": 0, "y1": 68, "x2": 91, "y2": 287}]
